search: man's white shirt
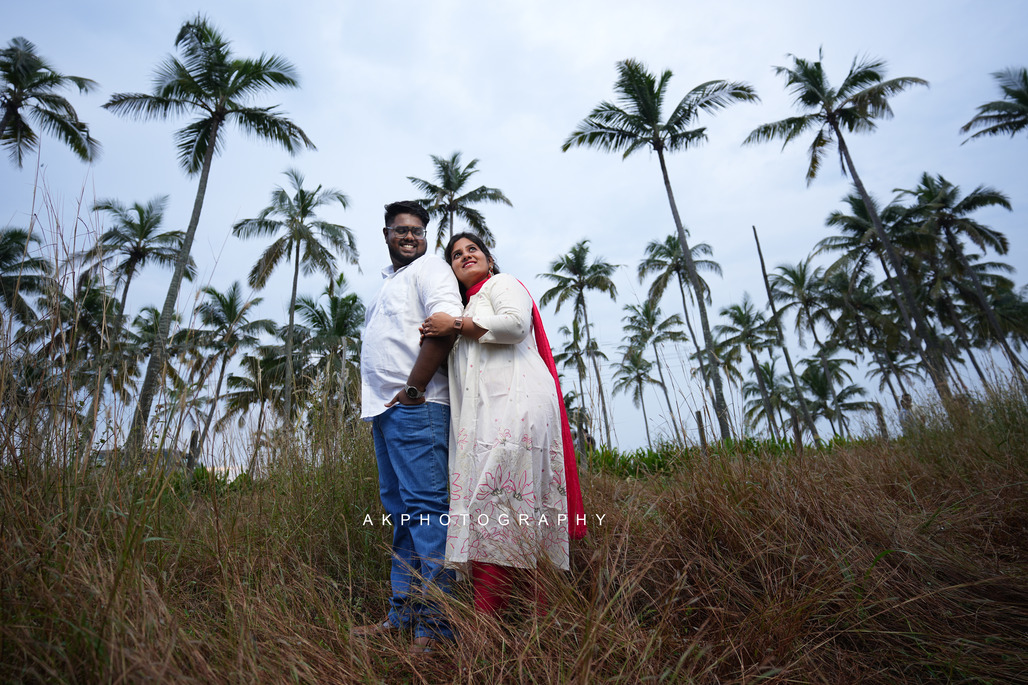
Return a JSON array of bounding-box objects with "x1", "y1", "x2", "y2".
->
[{"x1": 360, "y1": 254, "x2": 463, "y2": 420}]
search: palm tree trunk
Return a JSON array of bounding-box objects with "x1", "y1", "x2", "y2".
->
[
  {"x1": 748, "y1": 350, "x2": 781, "y2": 441},
  {"x1": 171, "y1": 365, "x2": 200, "y2": 454},
  {"x1": 77, "y1": 268, "x2": 136, "y2": 459},
  {"x1": 884, "y1": 374, "x2": 901, "y2": 410},
  {"x1": 127, "y1": 117, "x2": 222, "y2": 455},
  {"x1": 246, "y1": 399, "x2": 267, "y2": 478},
  {"x1": 284, "y1": 242, "x2": 301, "y2": 423},
  {"x1": 884, "y1": 352, "x2": 910, "y2": 396},
  {"x1": 945, "y1": 229, "x2": 1028, "y2": 380},
  {"x1": 652, "y1": 342, "x2": 682, "y2": 442},
  {"x1": 676, "y1": 275, "x2": 713, "y2": 397},
  {"x1": 575, "y1": 370, "x2": 587, "y2": 452},
  {"x1": 946, "y1": 355, "x2": 971, "y2": 393},
  {"x1": 639, "y1": 387, "x2": 652, "y2": 450},
  {"x1": 833, "y1": 126, "x2": 951, "y2": 401},
  {"x1": 941, "y1": 297, "x2": 990, "y2": 387},
  {"x1": 838, "y1": 407, "x2": 851, "y2": 439},
  {"x1": 752, "y1": 226, "x2": 820, "y2": 441},
  {"x1": 964, "y1": 345, "x2": 989, "y2": 387},
  {"x1": 808, "y1": 325, "x2": 841, "y2": 436},
  {"x1": 581, "y1": 305, "x2": 613, "y2": 446},
  {"x1": 871, "y1": 348, "x2": 902, "y2": 409},
  {"x1": 189, "y1": 354, "x2": 230, "y2": 471},
  {"x1": 117, "y1": 269, "x2": 135, "y2": 330},
  {"x1": 656, "y1": 148, "x2": 730, "y2": 441}
]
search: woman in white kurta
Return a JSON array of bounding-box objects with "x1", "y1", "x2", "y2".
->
[{"x1": 421, "y1": 233, "x2": 577, "y2": 615}]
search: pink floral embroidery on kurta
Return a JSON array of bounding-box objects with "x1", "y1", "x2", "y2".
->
[{"x1": 444, "y1": 274, "x2": 570, "y2": 571}]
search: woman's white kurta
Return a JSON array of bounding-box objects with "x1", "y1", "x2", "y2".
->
[{"x1": 445, "y1": 274, "x2": 570, "y2": 570}]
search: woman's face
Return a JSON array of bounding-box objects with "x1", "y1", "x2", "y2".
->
[{"x1": 449, "y1": 237, "x2": 492, "y2": 288}]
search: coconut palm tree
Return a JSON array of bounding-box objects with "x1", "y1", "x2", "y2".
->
[
  {"x1": 818, "y1": 193, "x2": 937, "y2": 372},
  {"x1": 817, "y1": 263, "x2": 915, "y2": 398},
  {"x1": 621, "y1": 299, "x2": 687, "y2": 441},
  {"x1": 43, "y1": 275, "x2": 128, "y2": 404},
  {"x1": 0, "y1": 37, "x2": 100, "y2": 167},
  {"x1": 408, "y1": 151, "x2": 512, "y2": 250},
  {"x1": 752, "y1": 226, "x2": 820, "y2": 441},
  {"x1": 232, "y1": 168, "x2": 355, "y2": 421},
  {"x1": 553, "y1": 319, "x2": 600, "y2": 448},
  {"x1": 540, "y1": 240, "x2": 618, "y2": 446},
  {"x1": 741, "y1": 359, "x2": 791, "y2": 437},
  {"x1": 104, "y1": 15, "x2": 315, "y2": 451},
  {"x1": 961, "y1": 67, "x2": 1028, "y2": 142},
  {"x1": 563, "y1": 58, "x2": 757, "y2": 440},
  {"x1": 818, "y1": 191, "x2": 916, "y2": 282},
  {"x1": 612, "y1": 346, "x2": 661, "y2": 449},
  {"x1": 554, "y1": 321, "x2": 589, "y2": 405},
  {"x1": 130, "y1": 306, "x2": 185, "y2": 376},
  {"x1": 798, "y1": 356, "x2": 874, "y2": 438},
  {"x1": 561, "y1": 388, "x2": 592, "y2": 444},
  {"x1": 82, "y1": 196, "x2": 194, "y2": 328},
  {"x1": 695, "y1": 330, "x2": 744, "y2": 391},
  {"x1": 867, "y1": 349, "x2": 920, "y2": 409},
  {"x1": 772, "y1": 258, "x2": 860, "y2": 435},
  {"x1": 894, "y1": 172, "x2": 1024, "y2": 377},
  {"x1": 769, "y1": 258, "x2": 833, "y2": 349},
  {"x1": 76, "y1": 197, "x2": 194, "y2": 452},
  {"x1": 295, "y1": 273, "x2": 365, "y2": 416},
  {"x1": 221, "y1": 353, "x2": 279, "y2": 476},
  {"x1": 715, "y1": 294, "x2": 781, "y2": 440},
  {"x1": 743, "y1": 50, "x2": 950, "y2": 399},
  {"x1": 906, "y1": 243, "x2": 989, "y2": 386},
  {"x1": 637, "y1": 232, "x2": 721, "y2": 392},
  {"x1": 188, "y1": 282, "x2": 275, "y2": 469},
  {"x1": 0, "y1": 227, "x2": 51, "y2": 325},
  {"x1": 978, "y1": 284, "x2": 1028, "y2": 354},
  {"x1": 128, "y1": 307, "x2": 207, "y2": 453}
]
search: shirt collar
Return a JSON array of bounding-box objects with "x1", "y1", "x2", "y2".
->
[{"x1": 382, "y1": 256, "x2": 422, "y2": 279}]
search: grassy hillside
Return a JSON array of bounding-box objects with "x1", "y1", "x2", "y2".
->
[{"x1": 2, "y1": 390, "x2": 1026, "y2": 683}]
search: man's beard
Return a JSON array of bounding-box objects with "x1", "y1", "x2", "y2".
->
[{"x1": 389, "y1": 242, "x2": 426, "y2": 267}]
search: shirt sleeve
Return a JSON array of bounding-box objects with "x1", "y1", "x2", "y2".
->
[
  {"x1": 418, "y1": 255, "x2": 463, "y2": 317},
  {"x1": 476, "y1": 274, "x2": 532, "y2": 345}
]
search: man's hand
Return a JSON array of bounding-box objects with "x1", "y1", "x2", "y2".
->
[
  {"x1": 390, "y1": 334, "x2": 453, "y2": 407},
  {"x1": 384, "y1": 389, "x2": 426, "y2": 408}
]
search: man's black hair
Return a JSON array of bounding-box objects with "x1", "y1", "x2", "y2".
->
[{"x1": 384, "y1": 200, "x2": 430, "y2": 228}]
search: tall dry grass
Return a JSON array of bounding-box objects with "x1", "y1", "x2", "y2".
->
[{"x1": 2, "y1": 382, "x2": 1026, "y2": 683}]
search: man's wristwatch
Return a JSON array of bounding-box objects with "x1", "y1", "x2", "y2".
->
[
  {"x1": 453, "y1": 317, "x2": 463, "y2": 332},
  {"x1": 404, "y1": 384, "x2": 426, "y2": 400}
]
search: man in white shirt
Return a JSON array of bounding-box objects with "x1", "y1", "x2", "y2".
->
[{"x1": 353, "y1": 201, "x2": 462, "y2": 653}]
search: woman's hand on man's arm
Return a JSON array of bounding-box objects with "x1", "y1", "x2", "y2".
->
[
  {"x1": 421, "y1": 312, "x2": 489, "y2": 341},
  {"x1": 420, "y1": 312, "x2": 456, "y2": 337}
]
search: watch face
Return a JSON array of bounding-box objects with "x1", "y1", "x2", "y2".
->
[{"x1": 405, "y1": 386, "x2": 419, "y2": 399}]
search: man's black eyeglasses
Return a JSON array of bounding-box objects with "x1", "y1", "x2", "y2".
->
[{"x1": 387, "y1": 225, "x2": 426, "y2": 238}]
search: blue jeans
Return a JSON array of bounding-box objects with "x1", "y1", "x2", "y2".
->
[{"x1": 372, "y1": 402, "x2": 454, "y2": 640}]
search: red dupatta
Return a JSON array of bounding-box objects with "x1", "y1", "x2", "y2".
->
[{"x1": 466, "y1": 276, "x2": 587, "y2": 539}]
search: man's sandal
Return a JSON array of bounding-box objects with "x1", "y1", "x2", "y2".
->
[{"x1": 408, "y1": 636, "x2": 441, "y2": 655}]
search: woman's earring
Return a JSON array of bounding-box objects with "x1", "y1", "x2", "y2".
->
[{"x1": 488, "y1": 263, "x2": 494, "y2": 275}]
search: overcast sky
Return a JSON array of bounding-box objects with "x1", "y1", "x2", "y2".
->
[{"x1": 4, "y1": 0, "x2": 1025, "y2": 452}]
